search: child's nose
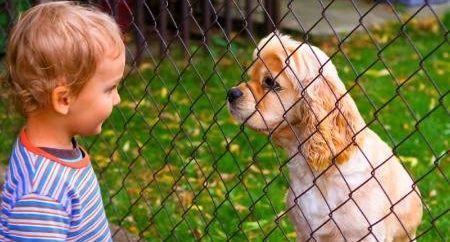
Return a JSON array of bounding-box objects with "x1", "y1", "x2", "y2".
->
[{"x1": 113, "y1": 91, "x2": 121, "y2": 106}]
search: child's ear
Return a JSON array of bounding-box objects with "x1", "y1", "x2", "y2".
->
[{"x1": 51, "y1": 86, "x2": 72, "y2": 115}]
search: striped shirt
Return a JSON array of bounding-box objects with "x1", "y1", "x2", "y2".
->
[{"x1": 0, "y1": 129, "x2": 112, "y2": 241}]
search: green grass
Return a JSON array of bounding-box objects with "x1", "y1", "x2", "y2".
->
[{"x1": 0, "y1": 14, "x2": 448, "y2": 242}]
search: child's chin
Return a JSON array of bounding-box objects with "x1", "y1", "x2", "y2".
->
[
  {"x1": 93, "y1": 126, "x2": 103, "y2": 135},
  {"x1": 82, "y1": 126, "x2": 103, "y2": 136}
]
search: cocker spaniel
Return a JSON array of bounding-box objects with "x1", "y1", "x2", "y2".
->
[{"x1": 227, "y1": 33, "x2": 422, "y2": 242}]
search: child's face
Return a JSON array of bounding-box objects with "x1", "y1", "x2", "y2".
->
[{"x1": 67, "y1": 48, "x2": 125, "y2": 136}]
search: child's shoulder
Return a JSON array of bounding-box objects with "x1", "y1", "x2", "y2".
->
[{"x1": 5, "y1": 130, "x2": 94, "y2": 200}]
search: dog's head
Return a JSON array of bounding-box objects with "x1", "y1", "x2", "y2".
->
[{"x1": 227, "y1": 33, "x2": 365, "y2": 171}]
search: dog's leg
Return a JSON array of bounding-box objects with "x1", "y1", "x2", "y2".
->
[{"x1": 287, "y1": 190, "x2": 311, "y2": 242}]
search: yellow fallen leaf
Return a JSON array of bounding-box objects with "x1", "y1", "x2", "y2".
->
[
  {"x1": 234, "y1": 203, "x2": 247, "y2": 212},
  {"x1": 191, "y1": 205, "x2": 204, "y2": 211},
  {"x1": 93, "y1": 154, "x2": 109, "y2": 168},
  {"x1": 229, "y1": 144, "x2": 240, "y2": 154},
  {"x1": 399, "y1": 156, "x2": 418, "y2": 167},
  {"x1": 429, "y1": 189, "x2": 437, "y2": 197},
  {"x1": 191, "y1": 128, "x2": 200, "y2": 137},
  {"x1": 366, "y1": 68, "x2": 390, "y2": 77},
  {"x1": 122, "y1": 141, "x2": 130, "y2": 152},
  {"x1": 429, "y1": 98, "x2": 436, "y2": 110},
  {"x1": 287, "y1": 232, "x2": 297, "y2": 239},
  {"x1": 128, "y1": 225, "x2": 139, "y2": 234},
  {"x1": 160, "y1": 87, "x2": 168, "y2": 98},
  {"x1": 139, "y1": 62, "x2": 153, "y2": 71},
  {"x1": 419, "y1": 83, "x2": 426, "y2": 91}
]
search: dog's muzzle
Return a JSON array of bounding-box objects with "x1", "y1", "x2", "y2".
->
[{"x1": 227, "y1": 87, "x2": 243, "y2": 103}]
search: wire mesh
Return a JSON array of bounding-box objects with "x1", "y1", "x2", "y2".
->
[{"x1": 0, "y1": 0, "x2": 448, "y2": 241}]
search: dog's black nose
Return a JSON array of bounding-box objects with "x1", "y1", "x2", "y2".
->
[{"x1": 227, "y1": 88, "x2": 243, "y2": 103}]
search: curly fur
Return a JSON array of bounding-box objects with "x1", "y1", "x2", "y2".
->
[{"x1": 228, "y1": 33, "x2": 422, "y2": 242}]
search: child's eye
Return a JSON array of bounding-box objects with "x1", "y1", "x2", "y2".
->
[{"x1": 106, "y1": 85, "x2": 117, "y2": 93}]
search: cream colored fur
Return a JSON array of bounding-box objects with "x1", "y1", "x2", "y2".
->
[{"x1": 228, "y1": 33, "x2": 422, "y2": 242}]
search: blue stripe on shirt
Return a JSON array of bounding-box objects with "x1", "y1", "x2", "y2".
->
[{"x1": 0, "y1": 135, "x2": 112, "y2": 241}]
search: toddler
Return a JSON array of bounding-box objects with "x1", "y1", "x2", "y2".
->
[{"x1": 0, "y1": 1, "x2": 125, "y2": 241}]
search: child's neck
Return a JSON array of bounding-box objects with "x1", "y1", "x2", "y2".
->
[{"x1": 25, "y1": 111, "x2": 74, "y2": 149}]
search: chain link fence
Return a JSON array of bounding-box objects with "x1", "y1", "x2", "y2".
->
[{"x1": 0, "y1": 0, "x2": 449, "y2": 241}]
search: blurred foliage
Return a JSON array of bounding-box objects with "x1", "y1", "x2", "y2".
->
[{"x1": 0, "y1": 0, "x2": 32, "y2": 55}]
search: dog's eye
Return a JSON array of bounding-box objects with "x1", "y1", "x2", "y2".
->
[{"x1": 263, "y1": 77, "x2": 282, "y2": 91}]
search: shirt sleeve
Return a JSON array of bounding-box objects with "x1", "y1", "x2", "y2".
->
[{"x1": 3, "y1": 193, "x2": 70, "y2": 241}]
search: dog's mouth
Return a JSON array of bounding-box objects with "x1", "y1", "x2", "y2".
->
[
  {"x1": 228, "y1": 104, "x2": 275, "y2": 134},
  {"x1": 227, "y1": 102, "x2": 243, "y2": 119}
]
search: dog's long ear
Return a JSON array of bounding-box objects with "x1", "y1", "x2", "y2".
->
[{"x1": 289, "y1": 44, "x2": 364, "y2": 171}]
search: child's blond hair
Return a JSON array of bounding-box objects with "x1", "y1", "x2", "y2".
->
[{"x1": 6, "y1": 1, "x2": 124, "y2": 115}]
